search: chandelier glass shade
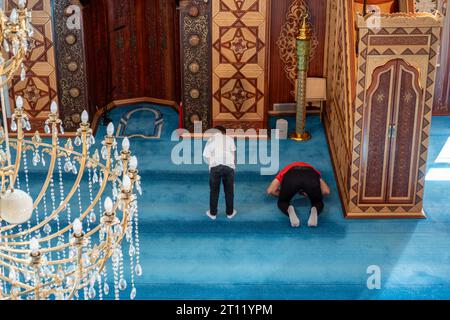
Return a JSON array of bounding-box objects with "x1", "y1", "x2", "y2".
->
[{"x1": 0, "y1": 1, "x2": 143, "y2": 300}]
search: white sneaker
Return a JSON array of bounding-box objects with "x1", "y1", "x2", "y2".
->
[
  {"x1": 227, "y1": 210, "x2": 237, "y2": 219},
  {"x1": 287, "y1": 205, "x2": 300, "y2": 228},
  {"x1": 206, "y1": 210, "x2": 217, "y2": 220},
  {"x1": 308, "y1": 207, "x2": 318, "y2": 227}
]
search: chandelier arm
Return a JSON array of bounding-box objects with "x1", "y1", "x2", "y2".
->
[
  {"x1": 0, "y1": 257, "x2": 105, "y2": 301},
  {"x1": 0, "y1": 218, "x2": 122, "y2": 300},
  {"x1": 0, "y1": 141, "x2": 113, "y2": 240},
  {"x1": 0, "y1": 224, "x2": 102, "y2": 254},
  {"x1": 34, "y1": 153, "x2": 114, "y2": 243},
  {"x1": 1, "y1": 265, "x2": 84, "y2": 300},
  {"x1": 0, "y1": 165, "x2": 86, "y2": 238},
  {"x1": 0, "y1": 137, "x2": 91, "y2": 239},
  {"x1": 10, "y1": 139, "x2": 110, "y2": 170},
  {"x1": 0, "y1": 272, "x2": 33, "y2": 290},
  {"x1": 0, "y1": 251, "x2": 29, "y2": 265},
  {"x1": 0, "y1": 170, "x2": 108, "y2": 242},
  {"x1": 0, "y1": 258, "x2": 33, "y2": 277},
  {"x1": 0, "y1": 247, "x2": 77, "y2": 267}
]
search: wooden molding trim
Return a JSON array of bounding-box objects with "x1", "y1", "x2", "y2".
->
[{"x1": 345, "y1": 211, "x2": 426, "y2": 219}]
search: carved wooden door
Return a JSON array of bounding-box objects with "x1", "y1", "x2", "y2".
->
[{"x1": 359, "y1": 59, "x2": 423, "y2": 205}]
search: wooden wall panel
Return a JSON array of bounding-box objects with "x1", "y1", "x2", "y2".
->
[
  {"x1": 324, "y1": 0, "x2": 356, "y2": 212},
  {"x1": 107, "y1": 0, "x2": 140, "y2": 100},
  {"x1": 82, "y1": 0, "x2": 113, "y2": 115},
  {"x1": 82, "y1": 0, "x2": 181, "y2": 119},
  {"x1": 211, "y1": 0, "x2": 270, "y2": 130},
  {"x1": 7, "y1": 0, "x2": 59, "y2": 131},
  {"x1": 268, "y1": 0, "x2": 327, "y2": 108}
]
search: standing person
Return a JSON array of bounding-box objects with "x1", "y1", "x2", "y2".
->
[
  {"x1": 203, "y1": 126, "x2": 237, "y2": 220},
  {"x1": 267, "y1": 162, "x2": 330, "y2": 228}
]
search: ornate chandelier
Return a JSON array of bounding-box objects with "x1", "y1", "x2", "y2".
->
[{"x1": 0, "y1": 1, "x2": 143, "y2": 300}]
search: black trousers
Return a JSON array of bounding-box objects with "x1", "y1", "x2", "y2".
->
[
  {"x1": 209, "y1": 165, "x2": 235, "y2": 215},
  {"x1": 277, "y1": 167, "x2": 324, "y2": 216}
]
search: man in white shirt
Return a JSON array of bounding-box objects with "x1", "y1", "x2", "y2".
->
[{"x1": 203, "y1": 126, "x2": 237, "y2": 220}]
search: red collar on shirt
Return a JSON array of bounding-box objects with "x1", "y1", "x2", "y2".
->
[{"x1": 275, "y1": 162, "x2": 321, "y2": 183}]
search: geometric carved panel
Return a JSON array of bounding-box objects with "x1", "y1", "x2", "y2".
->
[
  {"x1": 7, "y1": 0, "x2": 58, "y2": 131},
  {"x1": 212, "y1": 0, "x2": 270, "y2": 129}
]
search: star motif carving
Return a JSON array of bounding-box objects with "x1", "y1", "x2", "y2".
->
[
  {"x1": 220, "y1": 28, "x2": 259, "y2": 62},
  {"x1": 223, "y1": 79, "x2": 255, "y2": 112},
  {"x1": 403, "y1": 92, "x2": 413, "y2": 104},
  {"x1": 23, "y1": 85, "x2": 43, "y2": 104},
  {"x1": 376, "y1": 93, "x2": 385, "y2": 103},
  {"x1": 230, "y1": 35, "x2": 248, "y2": 56}
]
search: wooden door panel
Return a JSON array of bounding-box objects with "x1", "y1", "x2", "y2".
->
[
  {"x1": 359, "y1": 61, "x2": 396, "y2": 203},
  {"x1": 388, "y1": 61, "x2": 423, "y2": 203}
]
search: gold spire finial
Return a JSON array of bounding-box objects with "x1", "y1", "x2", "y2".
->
[{"x1": 297, "y1": 14, "x2": 311, "y2": 40}]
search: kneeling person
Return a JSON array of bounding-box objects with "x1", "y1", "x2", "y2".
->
[{"x1": 267, "y1": 162, "x2": 330, "y2": 228}]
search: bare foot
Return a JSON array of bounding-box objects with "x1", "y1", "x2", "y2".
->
[
  {"x1": 308, "y1": 207, "x2": 318, "y2": 227},
  {"x1": 287, "y1": 206, "x2": 300, "y2": 228}
]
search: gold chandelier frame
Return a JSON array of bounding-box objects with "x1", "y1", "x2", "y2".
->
[
  {"x1": 0, "y1": 1, "x2": 143, "y2": 300},
  {"x1": 0, "y1": 104, "x2": 142, "y2": 300}
]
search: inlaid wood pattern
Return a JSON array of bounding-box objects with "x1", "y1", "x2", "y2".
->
[
  {"x1": 388, "y1": 62, "x2": 423, "y2": 203},
  {"x1": 212, "y1": 0, "x2": 270, "y2": 129},
  {"x1": 324, "y1": 0, "x2": 356, "y2": 212},
  {"x1": 362, "y1": 66, "x2": 394, "y2": 202},
  {"x1": 7, "y1": 0, "x2": 59, "y2": 132}
]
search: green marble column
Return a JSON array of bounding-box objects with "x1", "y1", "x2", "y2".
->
[{"x1": 291, "y1": 15, "x2": 312, "y2": 141}]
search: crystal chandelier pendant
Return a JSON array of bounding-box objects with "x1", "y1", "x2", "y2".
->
[
  {"x1": 21, "y1": 66, "x2": 26, "y2": 81},
  {"x1": 130, "y1": 287, "x2": 137, "y2": 300},
  {"x1": 10, "y1": 119, "x2": 17, "y2": 132},
  {"x1": 3, "y1": 39, "x2": 9, "y2": 53}
]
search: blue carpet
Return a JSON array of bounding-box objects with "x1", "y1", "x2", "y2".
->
[
  {"x1": 88, "y1": 104, "x2": 450, "y2": 300},
  {"x1": 18, "y1": 104, "x2": 450, "y2": 300}
]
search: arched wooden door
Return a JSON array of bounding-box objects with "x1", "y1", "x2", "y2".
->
[{"x1": 359, "y1": 58, "x2": 423, "y2": 205}]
